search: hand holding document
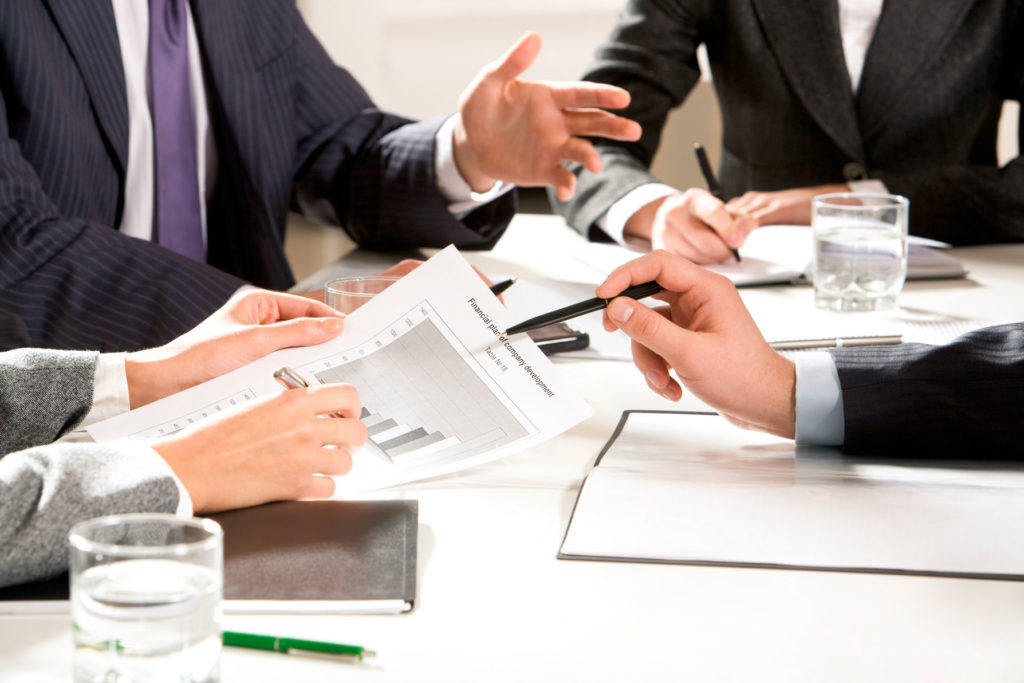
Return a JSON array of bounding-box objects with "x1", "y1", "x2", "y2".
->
[{"x1": 89, "y1": 247, "x2": 592, "y2": 494}]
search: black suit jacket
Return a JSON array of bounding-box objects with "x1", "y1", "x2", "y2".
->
[
  {"x1": 556, "y1": 0, "x2": 1024, "y2": 245},
  {"x1": 832, "y1": 323, "x2": 1024, "y2": 457},
  {"x1": 0, "y1": 0, "x2": 515, "y2": 351}
]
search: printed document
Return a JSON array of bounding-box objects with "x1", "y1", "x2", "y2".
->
[{"x1": 89, "y1": 246, "x2": 593, "y2": 494}]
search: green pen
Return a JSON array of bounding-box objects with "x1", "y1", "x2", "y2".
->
[{"x1": 222, "y1": 630, "x2": 376, "y2": 661}]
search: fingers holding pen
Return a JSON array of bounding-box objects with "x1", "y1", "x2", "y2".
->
[
  {"x1": 637, "y1": 190, "x2": 755, "y2": 265},
  {"x1": 274, "y1": 382, "x2": 367, "y2": 449},
  {"x1": 153, "y1": 382, "x2": 368, "y2": 512}
]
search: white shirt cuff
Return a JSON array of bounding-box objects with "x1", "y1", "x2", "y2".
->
[
  {"x1": 91, "y1": 352, "x2": 132, "y2": 424},
  {"x1": 847, "y1": 179, "x2": 889, "y2": 194},
  {"x1": 794, "y1": 352, "x2": 845, "y2": 446},
  {"x1": 596, "y1": 183, "x2": 678, "y2": 243},
  {"x1": 56, "y1": 352, "x2": 132, "y2": 444},
  {"x1": 434, "y1": 114, "x2": 513, "y2": 217}
]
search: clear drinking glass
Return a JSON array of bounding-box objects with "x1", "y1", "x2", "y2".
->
[
  {"x1": 324, "y1": 276, "x2": 399, "y2": 314},
  {"x1": 69, "y1": 513, "x2": 223, "y2": 683},
  {"x1": 811, "y1": 193, "x2": 909, "y2": 312}
]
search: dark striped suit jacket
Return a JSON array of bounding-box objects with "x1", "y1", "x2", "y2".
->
[
  {"x1": 0, "y1": 0, "x2": 514, "y2": 352},
  {"x1": 832, "y1": 323, "x2": 1024, "y2": 458},
  {"x1": 556, "y1": 0, "x2": 1024, "y2": 245}
]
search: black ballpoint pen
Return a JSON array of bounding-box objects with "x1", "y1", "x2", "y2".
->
[
  {"x1": 694, "y1": 143, "x2": 742, "y2": 263},
  {"x1": 505, "y1": 281, "x2": 664, "y2": 335},
  {"x1": 489, "y1": 277, "x2": 517, "y2": 296}
]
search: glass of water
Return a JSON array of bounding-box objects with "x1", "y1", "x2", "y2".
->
[
  {"x1": 324, "y1": 275, "x2": 399, "y2": 314},
  {"x1": 69, "y1": 514, "x2": 223, "y2": 683},
  {"x1": 811, "y1": 193, "x2": 909, "y2": 312}
]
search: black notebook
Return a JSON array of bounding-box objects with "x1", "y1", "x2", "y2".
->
[{"x1": 0, "y1": 499, "x2": 418, "y2": 614}]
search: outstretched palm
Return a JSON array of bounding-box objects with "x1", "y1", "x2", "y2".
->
[{"x1": 454, "y1": 32, "x2": 641, "y2": 200}]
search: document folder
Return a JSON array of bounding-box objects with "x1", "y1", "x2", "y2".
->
[
  {"x1": 0, "y1": 499, "x2": 418, "y2": 613},
  {"x1": 559, "y1": 411, "x2": 1024, "y2": 580}
]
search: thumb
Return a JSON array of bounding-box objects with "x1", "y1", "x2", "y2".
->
[
  {"x1": 492, "y1": 32, "x2": 541, "y2": 81},
  {"x1": 246, "y1": 316, "x2": 345, "y2": 355},
  {"x1": 606, "y1": 297, "x2": 687, "y2": 363}
]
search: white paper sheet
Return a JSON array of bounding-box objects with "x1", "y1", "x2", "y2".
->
[
  {"x1": 573, "y1": 225, "x2": 967, "y2": 286},
  {"x1": 88, "y1": 246, "x2": 593, "y2": 494},
  {"x1": 559, "y1": 411, "x2": 1024, "y2": 578}
]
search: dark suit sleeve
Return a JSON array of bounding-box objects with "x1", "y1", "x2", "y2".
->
[
  {"x1": 831, "y1": 324, "x2": 1024, "y2": 457},
  {"x1": 0, "y1": 93, "x2": 246, "y2": 352},
  {"x1": 286, "y1": 10, "x2": 514, "y2": 252},
  {"x1": 869, "y1": 20, "x2": 1024, "y2": 246},
  {"x1": 879, "y1": 130, "x2": 1024, "y2": 245},
  {"x1": 551, "y1": 0, "x2": 710, "y2": 239}
]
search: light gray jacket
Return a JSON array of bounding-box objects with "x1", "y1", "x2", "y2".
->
[{"x1": 0, "y1": 349, "x2": 178, "y2": 587}]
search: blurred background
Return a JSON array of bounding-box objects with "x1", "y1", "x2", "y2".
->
[{"x1": 286, "y1": 0, "x2": 1018, "y2": 281}]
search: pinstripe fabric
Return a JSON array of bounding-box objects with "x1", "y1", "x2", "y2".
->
[
  {"x1": 0, "y1": 0, "x2": 514, "y2": 352},
  {"x1": 555, "y1": 0, "x2": 1024, "y2": 245},
  {"x1": 831, "y1": 324, "x2": 1024, "y2": 457}
]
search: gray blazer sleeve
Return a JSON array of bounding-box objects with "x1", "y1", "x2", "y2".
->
[
  {"x1": 551, "y1": 0, "x2": 709, "y2": 238},
  {"x1": 0, "y1": 350, "x2": 179, "y2": 587},
  {"x1": 1, "y1": 349, "x2": 98, "y2": 454},
  {"x1": 831, "y1": 323, "x2": 1024, "y2": 457}
]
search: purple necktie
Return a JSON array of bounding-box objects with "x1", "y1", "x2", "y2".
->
[{"x1": 150, "y1": 0, "x2": 205, "y2": 261}]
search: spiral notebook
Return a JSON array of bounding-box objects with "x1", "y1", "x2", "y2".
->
[{"x1": 0, "y1": 499, "x2": 418, "y2": 614}]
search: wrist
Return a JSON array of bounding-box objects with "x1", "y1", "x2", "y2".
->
[
  {"x1": 152, "y1": 435, "x2": 209, "y2": 512},
  {"x1": 623, "y1": 196, "x2": 667, "y2": 241},
  {"x1": 762, "y1": 353, "x2": 797, "y2": 439},
  {"x1": 124, "y1": 351, "x2": 180, "y2": 409},
  {"x1": 451, "y1": 114, "x2": 500, "y2": 193}
]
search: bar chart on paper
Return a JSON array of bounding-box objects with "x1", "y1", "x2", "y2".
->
[
  {"x1": 86, "y1": 244, "x2": 592, "y2": 492},
  {"x1": 299, "y1": 302, "x2": 532, "y2": 479}
]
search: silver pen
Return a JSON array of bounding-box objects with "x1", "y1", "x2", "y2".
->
[
  {"x1": 273, "y1": 366, "x2": 345, "y2": 418},
  {"x1": 769, "y1": 335, "x2": 903, "y2": 351}
]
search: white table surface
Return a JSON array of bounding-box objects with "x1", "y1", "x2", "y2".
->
[{"x1": 4, "y1": 215, "x2": 1024, "y2": 682}]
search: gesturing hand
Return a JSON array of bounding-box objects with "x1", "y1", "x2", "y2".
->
[
  {"x1": 454, "y1": 32, "x2": 642, "y2": 201},
  {"x1": 596, "y1": 251, "x2": 796, "y2": 438}
]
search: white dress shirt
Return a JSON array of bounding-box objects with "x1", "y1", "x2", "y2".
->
[
  {"x1": 110, "y1": 1, "x2": 500, "y2": 241},
  {"x1": 68, "y1": 5, "x2": 505, "y2": 512}
]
